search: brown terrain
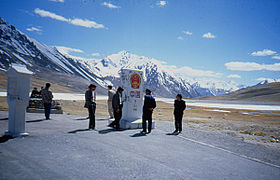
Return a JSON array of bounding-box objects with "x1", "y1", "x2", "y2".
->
[
  {"x1": 1, "y1": 97, "x2": 279, "y2": 150},
  {"x1": 1, "y1": 70, "x2": 279, "y2": 150}
]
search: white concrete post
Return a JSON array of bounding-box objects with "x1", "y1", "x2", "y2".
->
[
  {"x1": 119, "y1": 69, "x2": 150, "y2": 129},
  {"x1": 5, "y1": 64, "x2": 33, "y2": 137}
]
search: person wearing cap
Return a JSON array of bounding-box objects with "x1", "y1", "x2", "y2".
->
[
  {"x1": 107, "y1": 85, "x2": 115, "y2": 119},
  {"x1": 173, "y1": 94, "x2": 186, "y2": 134},
  {"x1": 109, "y1": 87, "x2": 124, "y2": 130},
  {"x1": 142, "y1": 89, "x2": 156, "y2": 134},
  {"x1": 84, "y1": 84, "x2": 97, "y2": 130}
]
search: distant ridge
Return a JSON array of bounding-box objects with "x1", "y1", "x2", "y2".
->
[{"x1": 197, "y1": 82, "x2": 280, "y2": 103}]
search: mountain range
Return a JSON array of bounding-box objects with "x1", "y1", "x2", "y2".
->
[{"x1": 0, "y1": 17, "x2": 245, "y2": 98}]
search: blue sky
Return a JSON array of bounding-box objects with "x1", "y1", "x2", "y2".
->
[{"x1": 1, "y1": 0, "x2": 280, "y2": 85}]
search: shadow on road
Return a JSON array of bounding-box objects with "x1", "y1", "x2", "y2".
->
[
  {"x1": 98, "y1": 128, "x2": 116, "y2": 134},
  {"x1": 0, "y1": 117, "x2": 8, "y2": 121},
  {"x1": 74, "y1": 117, "x2": 109, "y2": 121},
  {"x1": 130, "y1": 132, "x2": 146, "y2": 137},
  {"x1": 166, "y1": 132, "x2": 179, "y2": 136},
  {"x1": 26, "y1": 119, "x2": 48, "y2": 123},
  {"x1": 74, "y1": 117, "x2": 89, "y2": 121},
  {"x1": 68, "y1": 128, "x2": 90, "y2": 134},
  {"x1": 0, "y1": 135, "x2": 13, "y2": 143}
]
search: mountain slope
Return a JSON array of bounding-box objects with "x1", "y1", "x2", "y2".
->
[
  {"x1": 0, "y1": 17, "x2": 241, "y2": 97},
  {"x1": 0, "y1": 17, "x2": 107, "y2": 93},
  {"x1": 197, "y1": 82, "x2": 280, "y2": 102}
]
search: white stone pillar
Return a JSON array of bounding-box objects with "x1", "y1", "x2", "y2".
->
[
  {"x1": 119, "y1": 69, "x2": 154, "y2": 129},
  {"x1": 5, "y1": 64, "x2": 32, "y2": 137}
]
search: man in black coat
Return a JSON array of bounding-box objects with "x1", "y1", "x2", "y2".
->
[
  {"x1": 109, "y1": 87, "x2": 124, "y2": 130},
  {"x1": 84, "y1": 84, "x2": 96, "y2": 130},
  {"x1": 173, "y1": 94, "x2": 186, "y2": 134},
  {"x1": 142, "y1": 89, "x2": 156, "y2": 134}
]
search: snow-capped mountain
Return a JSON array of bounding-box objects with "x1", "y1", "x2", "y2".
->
[
  {"x1": 0, "y1": 17, "x2": 107, "y2": 90},
  {"x1": 0, "y1": 17, "x2": 241, "y2": 97}
]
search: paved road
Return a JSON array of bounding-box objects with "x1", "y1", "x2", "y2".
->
[{"x1": 0, "y1": 112, "x2": 279, "y2": 180}]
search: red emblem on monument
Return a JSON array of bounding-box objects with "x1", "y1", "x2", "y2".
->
[{"x1": 130, "y1": 73, "x2": 141, "y2": 89}]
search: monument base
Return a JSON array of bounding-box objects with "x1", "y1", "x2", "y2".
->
[
  {"x1": 108, "y1": 119, "x2": 155, "y2": 129},
  {"x1": 5, "y1": 130, "x2": 29, "y2": 138}
]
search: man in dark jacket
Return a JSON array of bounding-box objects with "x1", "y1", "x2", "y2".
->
[
  {"x1": 173, "y1": 94, "x2": 186, "y2": 134},
  {"x1": 41, "y1": 83, "x2": 53, "y2": 120},
  {"x1": 109, "y1": 87, "x2": 124, "y2": 130},
  {"x1": 142, "y1": 89, "x2": 156, "y2": 134},
  {"x1": 84, "y1": 84, "x2": 96, "y2": 130}
]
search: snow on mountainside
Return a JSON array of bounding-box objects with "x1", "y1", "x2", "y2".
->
[
  {"x1": 0, "y1": 17, "x2": 107, "y2": 90},
  {"x1": 78, "y1": 51, "x2": 200, "y2": 98},
  {"x1": 0, "y1": 17, "x2": 242, "y2": 97},
  {"x1": 62, "y1": 50, "x2": 241, "y2": 98}
]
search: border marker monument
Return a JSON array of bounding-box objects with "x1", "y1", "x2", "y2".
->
[
  {"x1": 119, "y1": 68, "x2": 155, "y2": 129},
  {"x1": 5, "y1": 64, "x2": 32, "y2": 137}
]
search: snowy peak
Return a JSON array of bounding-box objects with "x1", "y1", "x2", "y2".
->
[{"x1": 0, "y1": 17, "x2": 243, "y2": 98}]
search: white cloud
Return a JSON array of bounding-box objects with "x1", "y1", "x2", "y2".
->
[
  {"x1": 227, "y1": 74, "x2": 241, "y2": 78},
  {"x1": 70, "y1": 18, "x2": 105, "y2": 29},
  {"x1": 183, "y1": 31, "x2": 192, "y2": 36},
  {"x1": 177, "y1": 36, "x2": 183, "y2": 40},
  {"x1": 251, "y1": 49, "x2": 276, "y2": 56},
  {"x1": 26, "y1": 27, "x2": 42, "y2": 32},
  {"x1": 34, "y1": 8, "x2": 106, "y2": 29},
  {"x1": 169, "y1": 66, "x2": 222, "y2": 78},
  {"x1": 56, "y1": 46, "x2": 84, "y2": 55},
  {"x1": 202, "y1": 32, "x2": 216, "y2": 39},
  {"x1": 102, "y1": 2, "x2": 120, "y2": 9},
  {"x1": 225, "y1": 61, "x2": 280, "y2": 71},
  {"x1": 91, "y1": 53, "x2": 100, "y2": 57},
  {"x1": 256, "y1": 77, "x2": 280, "y2": 83},
  {"x1": 34, "y1": 8, "x2": 68, "y2": 22},
  {"x1": 272, "y1": 55, "x2": 280, "y2": 60},
  {"x1": 157, "y1": 1, "x2": 167, "y2": 7},
  {"x1": 49, "y1": 0, "x2": 64, "y2": 2}
]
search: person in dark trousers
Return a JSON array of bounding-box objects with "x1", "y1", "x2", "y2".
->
[
  {"x1": 173, "y1": 94, "x2": 186, "y2": 134},
  {"x1": 142, "y1": 89, "x2": 156, "y2": 134},
  {"x1": 109, "y1": 87, "x2": 124, "y2": 130},
  {"x1": 84, "y1": 84, "x2": 96, "y2": 130},
  {"x1": 41, "y1": 83, "x2": 53, "y2": 120}
]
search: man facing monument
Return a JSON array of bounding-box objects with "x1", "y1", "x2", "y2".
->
[
  {"x1": 142, "y1": 89, "x2": 156, "y2": 134},
  {"x1": 41, "y1": 83, "x2": 53, "y2": 120},
  {"x1": 109, "y1": 87, "x2": 124, "y2": 130}
]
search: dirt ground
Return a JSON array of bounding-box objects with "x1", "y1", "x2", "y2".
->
[{"x1": 0, "y1": 98, "x2": 279, "y2": 150}]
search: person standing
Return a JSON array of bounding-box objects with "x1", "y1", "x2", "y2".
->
[
  {"x1": 173, "y1": 94, "x2": 186, "y2": 134},
  {"x1": 41, "y1": 83, "x2": 53, "y2": 120},
  {"x1": 107, "y1": 85, "x2": 115, "y2": 119},
  {"x1": 110, "y1": 87, "x2": 124, "y2": 130},
  {"x1": 84, "y1": 84, "x2": 97, "y2": 130},
  {"x1": 142, "y1": 89, "x2": 156, "y2": 134}
]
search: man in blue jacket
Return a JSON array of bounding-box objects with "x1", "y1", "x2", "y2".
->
[
  {"x1": 109, "y1": 87, "x2": 124, "y2": 130},
  {"x1": 84, "y1": 84, "x2": 96, "y2": 130},
  {"x1": 142, "y1": 89, "x2": 156, "y2": 134}
]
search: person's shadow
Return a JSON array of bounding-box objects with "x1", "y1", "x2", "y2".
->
[
  {"x1": 0, "y1": 135, "x2": 13, "y2": 143},
  {"x1": 166, "y1": 132, "x2": 179, "y2": 136},
  {"x1": 68, "y1": 128, "x2": 91, "y2": 134},
  {"x1": 130, "y1": 132, "x2": 147, "y2": 137},
  {"x1": 98, "y1": 128, "x2": 122, "y2": 134},
  {"x1": 26, "y1": 119, "x2": 48, "y2": 123}
]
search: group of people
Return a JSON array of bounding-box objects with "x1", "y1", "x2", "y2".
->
[
  {"x1": 39, "y1": 82, "x2": 186, "y2": 134},
  {"x1": 30, "y1": 87, "x2": 44, "y2": 98},
  {"x1": 84, "y1": 84, "x2": 186, "y2": 134}
]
